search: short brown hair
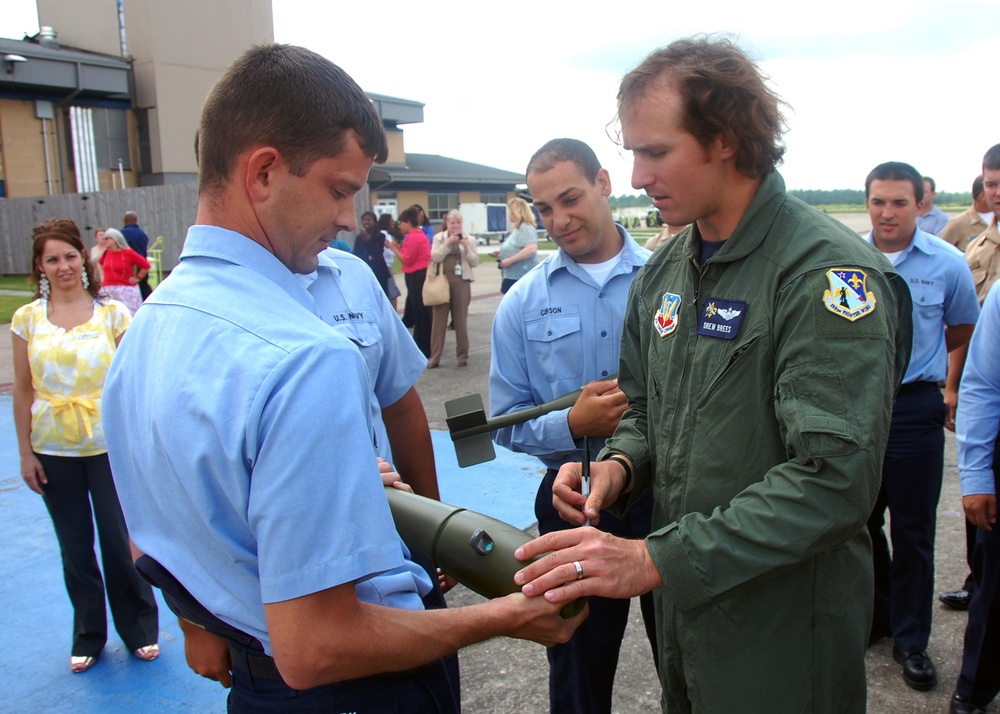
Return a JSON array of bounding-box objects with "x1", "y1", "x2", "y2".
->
[
  {"x1": 865, "y1": 162, "x2": 924, "y2": 203},
  {"x1": 31, "y1": 219, "x2": 102, "y2": 300},
  {"x1": 618, "y1": 35, "x2": 787, "y2": 179},
  {"x1": 984, "y1": 144, "x2": 1000, "y2": 173},
  {"x1": 526, "y1": 138, "x2": 602, "y2": 183},
  {"x1": 198, "y1": 44, "x2": 388, "y2": 197}
]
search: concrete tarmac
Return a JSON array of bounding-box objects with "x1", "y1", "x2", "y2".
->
[{"x1": 0, "y1": 248, "x2": 980, "y2": 713}]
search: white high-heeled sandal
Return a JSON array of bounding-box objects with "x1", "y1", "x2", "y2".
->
[
  {"x1": 134, "y1": 644, "x2": 159, "y2": 661},
  {"x1": 70, "y1": 655, "x2": 96, "y2": 673}
]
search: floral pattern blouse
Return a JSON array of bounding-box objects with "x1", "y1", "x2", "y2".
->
[{"x1": 11, "y1": 298, "x2": 130, "y2": 456}]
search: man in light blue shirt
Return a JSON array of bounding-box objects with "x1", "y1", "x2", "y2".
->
[
  {"x1": 490, "y1": 138, "x2": 656, "y2": 714},
  {"x1": 863, "y1": 161, "x2": 980, "y2": 692},
  {"x1": 917, "y1": 176, "x2": 951, "y2": 236},
  {"x1": 102, "y1": 44, "x2": 582, "y2": 713},
  {"x1": 948, "y1": 148, "x2": 1000, "y2": 714}
]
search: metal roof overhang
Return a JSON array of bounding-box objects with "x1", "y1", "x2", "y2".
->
[{"x1": 0, "y1": 38, "x2": 131, "y2": 104}]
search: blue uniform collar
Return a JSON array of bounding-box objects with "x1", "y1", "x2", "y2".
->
[
  {"x1": 545, "y1": 224, "x2": 649, "y2": 287},
  {"x1": 180, "y1": 224, "x2": 315, "y2": 311},
  {"x1": 863, "y1": 226, "x2": 938, "y2": 259}
]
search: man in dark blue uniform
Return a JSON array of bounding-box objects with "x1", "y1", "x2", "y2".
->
[
  {"x1": 121, "y1": 210, "x2": 151, "y2": 299},
  {"x1": 863, "y1": 162, "x2": 980, "y2": 692}
]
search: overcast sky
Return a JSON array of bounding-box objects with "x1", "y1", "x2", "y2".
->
[{"x1": 3, "y1": 0, "x2": 998, "y2": 195}]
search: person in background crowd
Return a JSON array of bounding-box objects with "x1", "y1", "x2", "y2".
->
[
  {"x1": 352, "y1": 210, "x2": 395, "y2": 303},
  {"x1": 398, "y1": 207, "x2": 433, "y2": 356},
  {"x1": 379, "y1": 212, "x2": 402, "y2": 309},
  {"x1": 950, "y1": 263, "x2": 1000, "y2": 714},
  {"x1": 940, "y1": 148, "x2": 1000, "y2": 614},
  {"x1": 947, "y1": 150, "x2": 1000, "y2": 711},
  {"x1": 12, "y1": 219, "x2": 159, "y2": 675},
  {"x1": 89, "y1": 227, "x2": 107, "y2": 283},
  {"x1": 428, "y1": 209, "x2": 479, "y2": 368},
  {"x1": 409, "y1": 203, "x2": 435, "y2": 245},
  {"x1": 493, "y1": 196, "x2": 541, "y2": 294},
  {"x1": 964, "y1": 158, "x2": 1000, "y2": 303},
  {"x1": 864, "y1": 161, "x2": 979, "y2": 692},
  {"x1": 940, "y1": 175, "x2": 992, "y2": 252},
  {"x1": 916, "y1": 176, "x2": 950, "y2": 236},
  {"x1": 121, "y1": 211, "x2": 152, "y2": 300},
  {"x1": 100, "y1": 228, "x2": 150, "y2": 316},
  {"x1": 642, "y1": 222, "x2": 688, "y2": 251}
]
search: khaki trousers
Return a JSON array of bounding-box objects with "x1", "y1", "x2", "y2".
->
[{"x1": 429, "y1": 260, "x2": 472, "y2": 366}]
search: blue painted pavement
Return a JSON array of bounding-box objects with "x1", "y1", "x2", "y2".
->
[{"x1": 0, "y1": 394, "x2": 543, "y2": 713}]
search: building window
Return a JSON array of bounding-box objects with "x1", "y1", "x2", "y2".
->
[
  {"x1": 65, "y1": 106, "x2": 132, "y2": 190},
  {"x1": 481, "y1": 192, "x2": 506, "y2": 204},
  {"x1": 427, "y1": 193, "x2": 458, "y2": 221},
  {"x1": 94, "y1": 108, "x2": 131, "y2": 172}
]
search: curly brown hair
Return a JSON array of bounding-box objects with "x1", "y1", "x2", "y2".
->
[
  {"x1": 617, "y1": 35, "x2": 788, "y2": 180},
  {"x1": 31, "y1": 219, "x2": 102, "y2": 301}
]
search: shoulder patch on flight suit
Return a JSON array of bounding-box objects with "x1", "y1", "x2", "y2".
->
[
  {"x1": 654, "y1": 292, "x2": 682, "y2": 337},
  {"x1": 821, "y1": 268, "x2": 877, "y2": 321}
]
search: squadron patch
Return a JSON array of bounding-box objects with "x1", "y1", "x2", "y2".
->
[
  {"x1": 654, "y1": 292, "x2": 682, "y2": 337},
  {"x1": 822, "y1": 268, "x2": 877, "y2": 321}
]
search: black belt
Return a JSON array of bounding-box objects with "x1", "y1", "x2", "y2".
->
[
  {"x1": 229, "y1": 643, "x2": 285, "y2": 682},
  {"x1": 897, "y1": 380, "x2": 941, "y2": 396}
]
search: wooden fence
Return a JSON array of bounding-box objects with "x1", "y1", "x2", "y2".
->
[{"x1": 0, "y1": 184, "x2": 198, "y2": 275}]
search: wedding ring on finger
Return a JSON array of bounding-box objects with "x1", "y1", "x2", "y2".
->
[{"x1": 573, "y1": 560, "x2": 584, "y2": 581}]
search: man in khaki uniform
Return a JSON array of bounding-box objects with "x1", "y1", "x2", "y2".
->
[
  {"x1": 966, "y1": 150, "x2": 1000, "y2": 303},
  {"x1": 941, "y1": 175, "x2": 992, "y2": 252}
]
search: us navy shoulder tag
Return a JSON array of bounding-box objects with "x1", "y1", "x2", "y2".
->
[
  {"x1": 697, "y1": 297, "x2": 746, "y2": 340},
  {"x1": 822, "y1": 268, "x2": 876, "y2": 321}
]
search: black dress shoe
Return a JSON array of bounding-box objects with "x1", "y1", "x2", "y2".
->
[
  {"x1": 892, "y1": 646, "x2": 937, "y2": 691},
  {"x1": 939, "y1": 589, "x2": 973, "y2": 610},
  {"x1": 950, "y1": 694, "x2": 987, "y2": 714}
]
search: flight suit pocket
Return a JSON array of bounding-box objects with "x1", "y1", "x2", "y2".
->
[
  {"x1": 696, "y1": 320, "x2": 770, "y2": 406},
  {"x1": 524, "y1": 309, "x2": 583, "y2": 384},
  {"x1": 779, "y1": 364, "x2": 856, "y2": 458}
]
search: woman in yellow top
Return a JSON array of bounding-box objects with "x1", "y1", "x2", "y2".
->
[
  {"x1": 11, "y1": 220, "x2": 159, "y2": 674},
  {"x1": 428, "y1": 209, "x2": 480, "y2": 368}
]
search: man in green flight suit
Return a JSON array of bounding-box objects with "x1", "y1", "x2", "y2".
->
[{"x1": 514, "y1": 36, "x2": 912, "y2": 713}]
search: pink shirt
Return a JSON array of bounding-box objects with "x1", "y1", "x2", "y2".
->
[{"x1": 400, "y1": 230, "x2": 431, "y2": 273}]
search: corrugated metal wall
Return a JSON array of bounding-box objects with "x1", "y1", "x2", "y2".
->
[{"x1": 0, "y1": 185, "x2": 198, "y2": 275}]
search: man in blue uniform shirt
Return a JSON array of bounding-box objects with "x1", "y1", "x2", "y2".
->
[
  {"x1": 951, "y1": 281, "x2": 1000, "y2": 714},
  {"x1": 948, "y1": 145, "x2": 1000, "y2": 714},
  {"x1": 489, "y1": 138, "x2": 657, "y2": 714},
  {"x1": 176, "y1": 246, "x2": 460, "y2": 693},
  {"x1": 103, "y1": 43, "x2": 582, "y2": 713},
  {"x1": 916, "y1": 176, "x2": 951, "y2": 236},
  {"x1": 121, "y1": 211, "x2": 152, "y2": 299},
  {"x1": 863, "y1": 161, "x2": 980, "y2": 691}
]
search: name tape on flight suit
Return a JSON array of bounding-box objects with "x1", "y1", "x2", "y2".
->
[{"x1": 697, "y1": 298, "x2": 747, "y2": 340}]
